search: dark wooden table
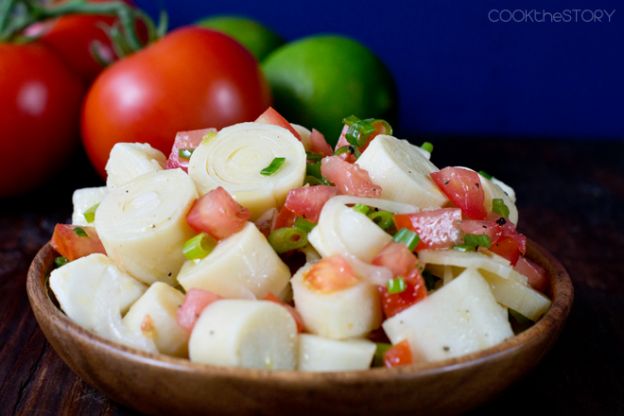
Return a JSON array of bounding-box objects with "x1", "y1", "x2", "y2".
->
[{"x1": 1, "y1": 139, "x2": 623, "y2": 415}]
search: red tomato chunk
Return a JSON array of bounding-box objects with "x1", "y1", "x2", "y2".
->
[
  {"x1": 284, "y1": 185, "x2": 338, "y2": 223},
  {"x1": 384, "y1": 340, "x2": 413, "y2": 367},
  {"x1": 255, "y1": 107, "x2": 302, "y2": 141},
  {"x1": 431, "y1": 167, "x2": 487, "y2": 220},
  {"x1": 50, "y1": 224, "x2": 106, "y2": 261},
  {"x1": 177, "y1": 289, "x2": 221, "y2": 332},
  {"x1": 166, "y1": 128, "x2": 216, "y2": 171},
  {"x1": 320, "y1": 156, "x2": 382, "y2": 197},
  {"x1": 394, "y1": 208, "x2": 462, "y2": 250},
  {"x1": 186, "y1": 187, "x2": 250, "y2": 240}
]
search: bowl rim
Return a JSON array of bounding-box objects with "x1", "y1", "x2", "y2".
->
[{"x1": 27, "y1": 239, "x2": 573, "y2": 384}]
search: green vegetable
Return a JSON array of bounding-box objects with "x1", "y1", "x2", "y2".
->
[
  {"x1": 478, "y1": 170, "x2": 493, "y2": 180},
  {"x1": 268, "y1": 227, "x2": 308, "y2": 253},
  {"x1": 83, "y1": 203, "x2": 99, "y2": 223},
  {"x1": 306, "y1": 151, "x2": 323, "y2": 162},
  {"x1": 420, "y1": 141, "x2": 434, "y2": 153},
  {"x1": 372, "y1": 342, "x2": 392, "y2": 367},
  {"x1": 386, "y1": 276, "x2": 407, "y2": 294},
  {"x1": 368, "y1": 210, "x2": 394, "y2": 230},
  {"x1": 492, "y1": 198, "x2": 510, "y2": 218},
  {"x1": 183, "y1": 233, "x2": 216, "y2": 260},
  {"x1": 178, "y1": 148, "x2": 194, "y2": 160},
  {"x1": 343, "y1": 116, "x2": 392, "y2": 149},
  {"x1": 454, "y1": 234, "x2": 492, "y2": 252},
  {"x1": 294, "y1": 217, "x2": 316, "y2": 233},
  {"x1": 54, "y1": 256, "x2": 69, "y2": 268},
  {"x1": 260, "y1": 157, "x2": 286, "y2": 176},
  {"x1": 393, "y1": 228, "x2": 420, "y2": 251},
  {"x1": 73, "y1": 227, "x2": 88, "y2": 237},
  {"x1": 352, "y1": 204, "x2": 370, "y2": 215},
  {"x1": 305, "y1": 162, "x2": 332, "y2": 186}
]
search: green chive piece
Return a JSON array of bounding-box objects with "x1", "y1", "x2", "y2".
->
[
  {"x1": 183, "y1": 233, "x2": 216, "y2": 261},
  {"x1": 260, "y1": 157, "x2": 286, "y2": 176},
  {"x1": 83, "y1": 203, "x2": 99, "y2": 224},
  {"x1": 306, "y1": 151, "x2": 323, "y2": 162},
  {"x1": 393, "y1": 228, "x2": 420, "y2": 251},
  {"x1": 373, "y1": 342, "x2": 392, "y2": 367},
  {"x1": 306, "y1": 161, "x2": 322, "y2": 178},
  {"x1": 54, "y1": 256, "x2": 69, "y2": 268},
  {"x1": 420, "y1": 141, "x2": 434, "y2": 153},
  {"x1": 453, "y1": 244, "x2": 472, "y2": 252},
  {"x1": 353, "y1": 204, "x2": 370, "y2": 215},
  {"x1": 342, "y1": 115, "x2": 359, "y2": 126},
  {"x1": 478, "y1": 170, "x2": 493, "y2": 180},
  {"x1": 178, "y1": 148, "x2": 194, "y2": 160},
  {"x1": 368, "y1": 210, "x2": 394, "y2": 230},
  {"x1": 294, "y1": 217, "x2": 316, "y2": 233},
  {"x1": 492, "y1": 198, "x2": 510, "y2": 218},
  {"x1": 458, "y1": 233, "x2": 492, "y2": 251},
  {"x1": 73, "y1": 227, "x2": 88, "y2": 238},
  {"x1": 334, "y1": 146, "x2": 352, "y2": 156},
  {"x1": 345, "y1": 119, "x2": 376, "y2": 148},
  {"x1": 268, "y1": 227, "x2": 308, "y2": 253},
  {"x1": 387, "y1": 276, "x2": 407, "y2": 294}
]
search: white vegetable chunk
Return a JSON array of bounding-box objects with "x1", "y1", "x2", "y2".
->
[
  {"x1": 71, "y1": 186, "x2": 107, "y2": 226},
  {"x1": 49, "y1": 254, "x2": 155, "y2": 352},
  {"x1": 480, "y1": 271, "x2": 551, "y2": 321},
  {"x1": 105, "y1": 142, "x2": 166, "y2": 188},
  {"x1": 356, "y1": 135, "x2": 448, "y2": 208},
  {"x1": 188, "y1": 122, "x2": 306, "y2": 218},
  {"x1": 177, "y1": 222, "x2": 290, "y2": 299},
  {"x1": 479, "y1": 174, "x2": 519, "y2": 224},
  {"x1": 290, "y1": 123, "x2": 311, "y2": 150},
  {"x1": 189, "y1": 300, "x2": 297, "y2": 370},
  {"x1": 291, "y1": 264, "x2": 382, "y2": 339},
  {"x1": 123, "y1": 282, "x2": 188, "y2": 357},
  {"x1": 297, "y1": 334, "x2": 376, "y2": 372},
  {"x1": 383, "y1": 268, "x2": 513, "y2": 362},
  {"x1": 95, "y1": 169, "x2": 198, "y2": 285}
]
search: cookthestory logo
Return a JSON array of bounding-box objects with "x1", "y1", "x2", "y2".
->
[{"x1": 488, "y1": 9, "x2": 616, "y2": 23}]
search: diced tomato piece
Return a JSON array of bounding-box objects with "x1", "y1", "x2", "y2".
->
[
  {"x1": 176, "y1": 289, "x2": 221, "y2": 332},
  {"x1": 320, "y1": 156, "x2": 382, "y2": 197},
  {"x1": 431, "y1": 167, "x2": 487, "y2": 220},
  {"x1": 394, "y1": 208, "x2": 462, "y2": 250},
  {"x1": 459, "y1": 219, "x2": 502, "y2": 242},
  {"x1": 264, "y1": 293, "x2": 305, "y2": 332},
  {"x1": 255, "y1": 107, "x2": 302, "y2": 141},
  {"x1": 384, "y1": 340, "x2": 413, "y2": 367},
  {"x1": 378, "y1": 269, "x2": 427, "y2": 318},
  {"x1": 308, "y1": 128, "x2": 333, "y2": 157},
  {"x1": 50, "y1": 224, "x2": 106, "y2": 261},
  {"x1": 304, "y1": 255, "x2": 359, "y2": 293},
  {"x1": 490, "y1": 236, "x2": 522, "y2": 265},
  {"x1": 514, "y1": 256, "x2": 549, "y2": 293},
  {"x1": 271, "y1": 206, "x2": 298, "y2": 231},
  {"x1": 284, "y1": 185, "x2": 337, "y2": 223},
  {"x1": 186, "y1": 187, "x2": 250, "y2": 240},
  {"x1": 166, "y1": 127, "x2": 216, "y2": 171},
  {"x1": 372, "y1": 242, "x2": 419, "y2": 277}
]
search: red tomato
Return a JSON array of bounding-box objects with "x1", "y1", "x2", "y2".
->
[
  {"x1": 514, "y1": 256, "x2": 548, "y2": 293},
  {"x1": 283, "y1": 185, "x2": 338, "y2": 223},
  {"x1": 320, "y1": 156, "x2": 382, "y2": 197},
  {"x1": 263, "y1": 293, "x2": 305, "y2": 332},
  {"x1": 431, "y1": 167, "x2": 487, "y2": 220},
  {"x1": 50, "y1": 224, "x2": 106, "y2": 261},
  {"x1": 378, "y1": 269, "x2": 427, "y2": 318},
  {"x1": 384, "y1": 340, "x2": 413, "y2": 367},
  {"x1": 304, "y1": 256, "x2": 359, "y2": 293},
  {"x1": 176, "y1": 288, "x2": 221, "y2": 332},
  {"x1": 166, "y1": 127, "x2": 216, "y2": 171},
  {"x1": 394, "y1": 208, "x2": 462, "y2": 250},
  {"x1": 308, "y1": 129, "x2": 333, "y2": 157},
  {"x1": 186, "y1": 187, "x2": 250, "y2": 240},
  {"x1": 0, "y1": 43, "x2": 84, "y2": 196},
  {"x1": 82, "y1": 27, "x2": 271, "y2": 177},
  {"x1": 271, "y1": 206, "x2": 298, "y2": 230},
  {"x1": 372, "y1": 242, "x2": 419, "y2": 277},
  {"x1": 459, "y1": 219, "x2": 502, "y2": 242},
  {"x1": 255, "y1": 107, "x2": 301, "y2": 140}
]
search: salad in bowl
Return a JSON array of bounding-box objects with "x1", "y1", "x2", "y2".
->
[{"x1": 47, "y1": 107, "x2": 551, "y2": 372}]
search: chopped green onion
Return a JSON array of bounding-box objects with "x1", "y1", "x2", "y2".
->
[
  {"x1": 294, "y1": 217, "x2": 316, "y2": 233},
  {"x1": 492, "y1": 198, "x2": 510, "y2": 218},
  {"x1": 183, "y1": 233, "x2": 215, "y2": 260},
  {"x1": 54, "y1": 256, "x2": 69, "y2": 268},
  {"x1": 345, "y1": 119, "x2": 376, "y2": 148},
  {"x1": 260, "y1": 157, "x2": 286, "y2": 176},
  {"x1": 372, "y1": 342, "x2": 392, "y2": 367},
  {"x1": 306, "y1": 151, "x2": 323, "y2": 162},
  {"x1": 268, "y1": 227, "x2": 308, "y2": 253},
  {"x1": 368, "y1": 210, "x2": 394, "y2": 230},
  {"x1": 478, "y1": 170, "x2": 493, "y2": 180},
  {"x1": 420, "y1": 141, "x2": 434, "y2": 153},
  {"x1": 386, "y1": 276, "x2": 407, "y2": 294},
  {"x1": 178, "y1": 148, "x2": 194, "y2": 160},
  {"x1": 83, "y1": 203, "x2": 99, "y2": 223},
  {"x1": 342, "y1": 115, "x2": 359, "y2": 126},
  {"x1": 305, "y1": 162, "x2": 332, "y2": 186},
  {"x1": 73, "y1": 227, "x2": 88, "y2": 238},
  {"x1": 334, "y1": 146, "x2": 352, "y2": 156},
  {"x1": 352, "y1": 204, "x2": 370, "y2": 215},
  {"x1": 393, "y1": 228, "x2": 420, "y2": 251},
  {"x1": 453, "y1": 244, "x2": 472, "y2": 252},
  {"x1": 454, "y1": 233, "x2": 492, "y2": 252},
  {"x1": 422, "y1": 270, "x2": 439, "y2": 291}
]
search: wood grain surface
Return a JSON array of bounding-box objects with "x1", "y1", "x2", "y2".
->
[{"x1": 1, "y1": 140, "x2": 622, "y2": 415}]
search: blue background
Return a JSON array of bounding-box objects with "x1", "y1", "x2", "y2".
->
[{"x1": 137, "y1": 0, "x2": 624, "y2": 140}]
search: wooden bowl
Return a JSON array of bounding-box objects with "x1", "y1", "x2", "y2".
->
[{"x1": 27, "y1": 241, "x2": 573, "y2": 415}]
